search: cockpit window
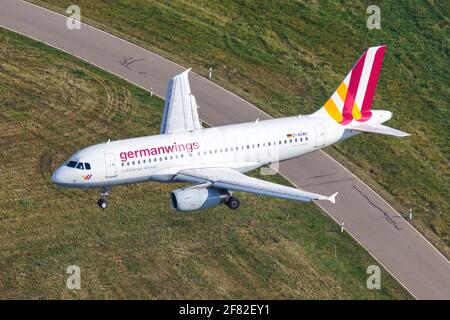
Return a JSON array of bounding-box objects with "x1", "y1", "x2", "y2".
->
[
  {"x1": 66, "y1": 161, "x2": 90, "y2": 170},
  {"x1": 67, "y1": 161, "x2": 77, "y2": 168}
]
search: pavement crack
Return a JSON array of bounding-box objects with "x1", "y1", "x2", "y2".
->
[
  {"x1": 299, "y1": 177, "x2": 356, "y2": 188},
  {"x1": 119, "y1": 56, "x2": 146, "y2": 70},
  {"x1": 353, "y1": 185, "x2": 401, "y2": 230},
  {"x1": 308, "y1": 173, "x2": 338, "y2": 179}
]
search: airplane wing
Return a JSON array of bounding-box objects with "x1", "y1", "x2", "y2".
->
[
  {"x1": 160, "y1": 69, "x2": 202, "y2": 134},
  {"x1": 174, "y1": 167, "x2": 338, "y2": 203}
]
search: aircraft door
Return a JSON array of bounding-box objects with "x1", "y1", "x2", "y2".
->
[
  {"x1": 104, "y1": 153, "x2": 117, "y2": 178},
  {"x1": 314, "y1": 123, "x2": 326, "y2": 148}
]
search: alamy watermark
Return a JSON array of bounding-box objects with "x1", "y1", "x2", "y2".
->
[
  {"x1": 366, "y1": 265, "x2": 381, "y2": 289},
  {"x1": 367, "y1": 5, "x2": 381, "y2": 30},
  {"x1": 66, "y1": 5, "x2": 81, "y2": 30},
  {"x1": 66, "y1": 265, "x2": 81, "y2": 290}
]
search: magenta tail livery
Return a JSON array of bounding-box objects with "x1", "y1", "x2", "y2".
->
[
  {"x1": 318, "y1": 46, "x2": 385, "y2": 124},
  {"x1": 51, "y1": 46, "x2": 409, "y2": 211}
]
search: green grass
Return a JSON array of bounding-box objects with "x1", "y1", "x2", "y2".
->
[
  {"x1": 28, "y1": 0, "x2": 450, "y2": 257},
  {"x1": 0, "y1": 28, "x2": 411, "y2": 299}
]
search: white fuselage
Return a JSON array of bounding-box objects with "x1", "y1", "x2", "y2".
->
[{"x1": 51, "y1": 113, "x2": 370, "y2": 189}]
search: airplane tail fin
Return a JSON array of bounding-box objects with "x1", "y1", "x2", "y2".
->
[{"x1": 319, "y1": 45, "x2": 387, "y2": 125}]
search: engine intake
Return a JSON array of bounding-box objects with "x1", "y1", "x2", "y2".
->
[{"x1": 170, "y1": 186, "x2": 230, "y2": 211}]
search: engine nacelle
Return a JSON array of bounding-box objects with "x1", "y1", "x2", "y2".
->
[{"x1": 170, "y1": 186, "x2": 230, "y2": 212}]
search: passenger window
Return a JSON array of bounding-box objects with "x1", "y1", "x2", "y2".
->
[{"x1": 76, "y1": 162, "x2": 84, "y2": 170}]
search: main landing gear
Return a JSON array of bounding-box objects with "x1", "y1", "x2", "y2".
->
[
  {"x1": 97, "y1": 187, "x2": 111, "y2": 209},
  {"x1": 226, "y1": 196, "x2": 240, "y2": 210}
]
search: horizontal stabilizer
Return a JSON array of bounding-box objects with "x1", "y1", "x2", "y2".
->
[{"x1": 350, "y1": 123, "x2": 409, "y2": 137}]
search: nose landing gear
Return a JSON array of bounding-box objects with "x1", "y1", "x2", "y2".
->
[{"x1": 97, "y1": 187, "x2": 111, "y2": 209}]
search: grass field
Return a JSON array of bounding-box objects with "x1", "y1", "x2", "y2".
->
[
  {"x1": 0, "y1": 28, "x2": 411, "y2": 299},
  {"x1": 29, "y1": 0, "x2": 450, "y2": 257}
]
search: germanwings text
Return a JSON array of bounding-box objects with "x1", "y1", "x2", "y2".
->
[{"x1": 119, "y1": 141, "x2": 199, "y2": 162}]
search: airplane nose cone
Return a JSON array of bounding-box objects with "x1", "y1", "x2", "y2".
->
[
  {"x1": 51, "y1": 167, "x2": 68, "y2": 186},
  {"x1": 51, "y1": 168, "x2": 61, "y2": 184}
]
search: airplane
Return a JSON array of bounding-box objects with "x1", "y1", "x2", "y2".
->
[{"x1": 51, "y1": 45, "x2": 408, "y2": 211}]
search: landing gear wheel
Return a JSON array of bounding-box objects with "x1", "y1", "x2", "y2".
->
[
  {"x1": 226, "y1": 196, "x2": 240, "y2": 210},
  {"x1": 97, "y1": 187, "x2": 111, "y2": 209},
  {"x1": 97, "y1": 198, "x2": 108, "y2": 209}
]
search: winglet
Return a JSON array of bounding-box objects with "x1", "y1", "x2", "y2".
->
[
  {"x1": 180, "y1": 68, "x2": 192, "y2": 77},
  {"x1": 328, "y1": 192, "x2": 339, "y2": 204}
]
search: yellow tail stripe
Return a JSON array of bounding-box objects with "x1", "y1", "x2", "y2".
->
[
  {"x1": 336, "y1": 82, "x2": 348, "y2": 102},
  {"x1": 324, "y1": 98, "x2": 343, "y2": 122},
  {"x1": 352, "y1": 102, "x2": 362, "y2": 120}
]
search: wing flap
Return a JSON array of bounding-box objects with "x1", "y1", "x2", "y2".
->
[{"x1": 175, "y1": 168, "x2": 337, "y2": 203}]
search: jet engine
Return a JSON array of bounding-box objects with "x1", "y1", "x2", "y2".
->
[{"x1": 170, "y1": 186, "x2": 231, "y2": 211}]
